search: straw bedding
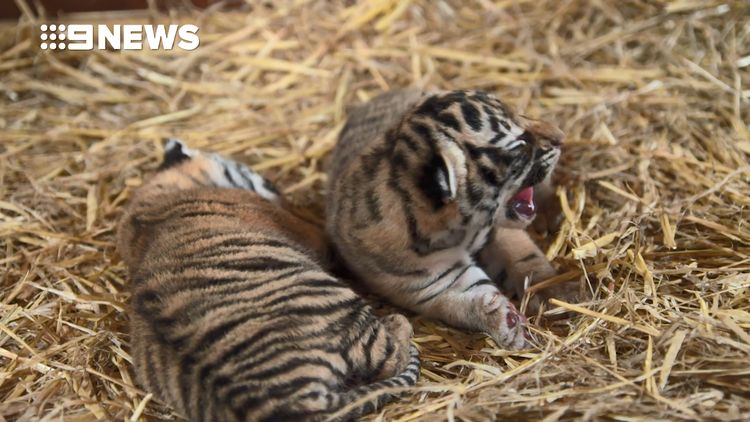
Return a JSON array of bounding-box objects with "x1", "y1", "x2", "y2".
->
[{"x1": 1, "y1": 0, "x2": 749, "y2": 420}]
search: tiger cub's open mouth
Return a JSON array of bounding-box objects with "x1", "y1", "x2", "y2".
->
[{"x1": 509, "y1": 186, "x2": 535, "y2": 221}]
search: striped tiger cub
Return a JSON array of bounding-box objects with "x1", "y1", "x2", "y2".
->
[
  {"x1": 117, "y1": 140, "x2": 420, "y2": 422},
  {"x1": 326, "y1": 89, "x2": 576, "y2": 350}
]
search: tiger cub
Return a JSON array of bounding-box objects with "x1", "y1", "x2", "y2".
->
[
  {"x1": 326, "y1": 89, "x2": 573, "y2": 350},
  {"x1": 117, "y1": 140, "x2": 420, "y2": 422}
]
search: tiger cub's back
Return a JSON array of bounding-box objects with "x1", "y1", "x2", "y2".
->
[{"x1": 118, "y1": 140, "x2": 419, "y2": 421}]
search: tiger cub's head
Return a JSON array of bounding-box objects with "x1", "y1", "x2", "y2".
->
[
  {"x1": 142, "y1": 139, "x2": 281, "y2": 204},
  {"x1": 394, "y1": 90, "x2": 563, "y2": 229}
]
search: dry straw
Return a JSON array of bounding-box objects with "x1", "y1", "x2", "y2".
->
[{"x1": 1, "y1": 0, "x2": 749, "y2": 420}]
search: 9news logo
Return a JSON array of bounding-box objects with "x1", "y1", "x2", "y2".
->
[{"x1": 39, "y1": 24, "x2": 200, "y2": 51}]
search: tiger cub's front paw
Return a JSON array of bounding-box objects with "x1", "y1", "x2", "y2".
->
[
  {"x1": 532, "y1": 181, "x2": 563, "y2": 235},
  {"x1": 478, "y1": 292, "x2": 528, "y2": 350},
  {"x1": 527, "y1": 280, "x2": 583, "y2": 317},
  {"x1": 523, "y1": 259, "x2": 583, "y2": 317}
]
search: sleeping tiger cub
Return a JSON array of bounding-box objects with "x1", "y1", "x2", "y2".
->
[
  {"x1": 326, "y1": 89, "x2": 574, "y2": 350},
  {"x1": 117, "y1": 140, "x2": 420, "y2": 421}
]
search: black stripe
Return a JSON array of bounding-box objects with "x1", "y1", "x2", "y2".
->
[
  {"x1": 477, "y1": 163, "x2": 499, "y2": 185},
  {"x1": 413, "y1": 93, "x2": 461, "y2": 118},
  {"x1": 187, "y1": 242, "x2": 302, "y2": 266},
  {"x1": 262, "y1": 177, "x2": 279, "y2": 194},
  {"x1": 370, "y1": 334, "x2": 394, "y2": 377},
  {"x1": 338, "y1": 310, "x2": 378, "y2": 360},
  {"x1": 223, "y1": 166, "x2": 240, "y2": 188},
  {"x1": 133, "y1": 288, "x2": 161, "y2": 314},
  {"x1": 436, "y1": 111, "x2": 461, "y2": 132},
  {"x1": 497, "y1": 268, "x2": 508, "y2": 284},
  {"x1": 485, "y1": 105, "x2": 503, "y2": 135},
  {"x1": 410, "y1": 121, "x2": 436, "y2": 146},
  {"x1": 501, "y1": 119, "x2": 511, "y2": 131},
  {"x1": 192, "y1": 255, "x2": 302, "y2": 273},
  {"x1": 189, "y1": 238, "x2": 291, "y2": 260},
  {"x1": 363, "y1": 328, "x2": 379, "y2": 369},
  {"x1": 159, "y1": 141, "x2": 190, "y2": 170},
  {"x1": 405, "y1": 261, "x2": 463, "y2": 292},
  {"x1": 141, "y1": 344, "x2": 164, "y2": 399},
  {"x1": 416, "y1": 265, "x2": 473, "y2": 305},
  {"x1": 520, "y1": 253, "x2": 538, "y2": 263},
  {"x1": 365, "y1": 188, "x2": 382, "y2": 222},
  {"x1": 155, "y1": 273, "x2": 253, "y2": 299},
  {"x1": 133, "y1": 198, "x2": 238, "y2": 225},
  {"x1": 263, "y1": 284, "x2": 344, "y2": 309},
  {"x1": 169, "y1": 226, "x2": 220, "y2": 244},
  {"x1": 398, "y1": 134, "x2": 421, "y2": 152},
  {"x1": 466, "y1": 227, "x2": 490, "y2": 255},
  {"x1": 361, "y1": 146, "x2": 387, "y2": 174},
  {"x1": 467, "y1": 181, "x2": 485, "y2": 206},
  {"x1": 385, "y1": 172, "x2": 430, "y2": 250},
  {"x1": 178, "y1": 210, "x2": 236, "y2": 219},
  {"x1": 391, "y1": 150, "x2": 408, "y2": 169},
  {"x1": 235, "y1": 163, "x2": 259, "y2": 191},
  {"x1": 260, "y1": 375, "x2": 334, "y2": 401},
  {"x1": 466, "y1": 143, "x2": 482, "y2": 160},
  {"x1": 463, "y1": 278, "x2": 494, "y2": 292},
  {"x1": 461, "y1": 101, "x2": 483, "y2": 132},
  {"x1": 489, "y1": 133, "x2": 506, "y2": 145}
]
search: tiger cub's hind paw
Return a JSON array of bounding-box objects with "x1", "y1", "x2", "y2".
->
[
  {"x1": 378, "y1": 314, "x2": 414, "y2": 378},
  {"x1": 381, "y1": 314, "x2": 413, "y2": 343}
]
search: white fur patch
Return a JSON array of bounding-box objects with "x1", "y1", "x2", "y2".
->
[{"x1": 209, "y1": 154, "x2": 280, "y2": 203}]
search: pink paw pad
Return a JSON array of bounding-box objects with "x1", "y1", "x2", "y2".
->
[
  {"x1": 506, "y1": 312, "x2": 518, "y2": 328},
  {"x1": 506, "y1": 303, "x2": 526, "y2": 328}
]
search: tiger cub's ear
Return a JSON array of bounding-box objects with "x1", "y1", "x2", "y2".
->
[
  {"x1": 418, "y1": 148, "x2": 457, "y2": 208},
  {"x1": 159, "y1": 138, "x2": 195, "y2": 171}
]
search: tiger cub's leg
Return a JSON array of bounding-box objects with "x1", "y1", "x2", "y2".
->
[
  {"x1": 532, "y1": 176, "x2": 563, "y2": 235},
  {"x1": 479, "y1": 227, "x2": 578, "y2": 314},
  {"x1": 411, "y1": 265, "x2": 527, "y2": 350},
  {"x1": 349, "y1": 314, "x2": 414, "y2": 382}
]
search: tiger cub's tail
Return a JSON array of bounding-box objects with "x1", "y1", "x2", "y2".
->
[{"x1": 327, "y1": 345, "x2": 421, "y2": 421}]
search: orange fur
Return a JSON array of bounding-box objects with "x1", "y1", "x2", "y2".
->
[{"x1": 118, "y1": 143, "x2": 420, "y2": 421}]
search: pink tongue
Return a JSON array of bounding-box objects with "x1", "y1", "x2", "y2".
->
[{"x1": 511, "y1": 186, "x2": 535, "y2": 217}]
